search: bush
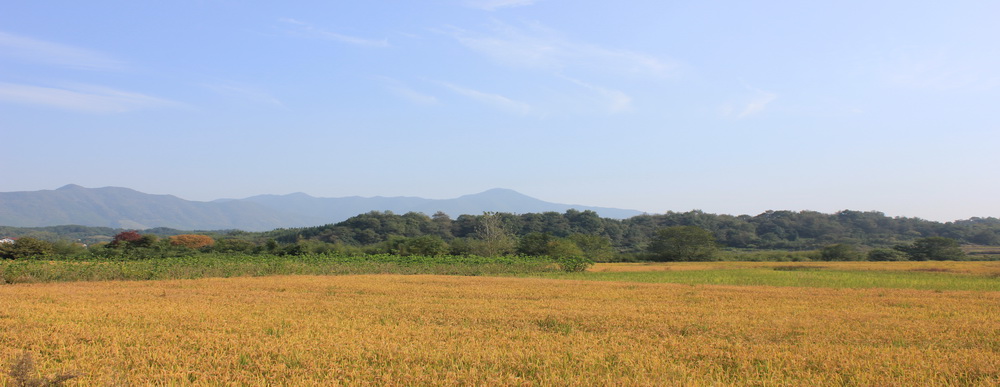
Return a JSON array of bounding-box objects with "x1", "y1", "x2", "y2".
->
[{"x1": 557, "y1": 256, "x2": 593, "y2": 272}]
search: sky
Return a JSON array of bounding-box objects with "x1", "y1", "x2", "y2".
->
[{"x1": 1, "y1": 1, "x2": 998, "y2": 222}]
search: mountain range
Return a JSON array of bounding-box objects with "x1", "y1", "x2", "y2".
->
[{"x1": 0, "y1": 185, "x2": 644, "y2": 231}]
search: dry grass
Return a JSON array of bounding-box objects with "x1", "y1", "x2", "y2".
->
[{"x1": 1, "y1": 274, "x2": 998, "y2": 385}]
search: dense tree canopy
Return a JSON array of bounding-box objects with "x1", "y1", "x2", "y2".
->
[
  {"x1": 0, "y1": 237, "x2": 54, "y2": 259},
  {"x1": 4, "y1": 209, "x2": 999, "y2": 262},
  {"x1": 647, "y1": 226, "x2": 718, "y2": 261},
  {"x1": 895, "y1": 237, "x2": 966, "y2": 261}
]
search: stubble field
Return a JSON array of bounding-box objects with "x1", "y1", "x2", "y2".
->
[{"x1": 2, "y1": 263, "x2": 999, "y2": 385}]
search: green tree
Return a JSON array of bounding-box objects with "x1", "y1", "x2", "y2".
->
[
  {"x1": 0, "y1": 237, "x2": 55, "y2": 259},
  {"x1": 51, "y1": 239, "x2": 87, "y2": 256},
  {"x1": 568, "y1": 233, "x2": 615, "y2": 262},
  {"x1": 895, "y1": 237, "x2": 966, "y2": 261},
  {"x1": 388, "y1": 235, "x2": 449, "y2": 256},
  {"x1": 516, "y1": 232, "x2": 585, "y2": 258},
  {"x1": 212, "y1": 239, "x2": 258, "y2": 253},
  {"x1": 430, "y1": 211, "x2": 454, "y2": 239},
  {"x1": 473, "y1": 212, "x2": 516, "y2": 257},
  {"x1": 517, "y1": 232, "x2": 553, "y2": 256},
  {"x1": 819, "y1": 244, "x2": 863, "y2": 261},
  {"x1": 546, "y1": 238, "x2": 584, "y2": 259},
  {"x1": 647, "y1": 226, "x2": 718, "y2": 261}
]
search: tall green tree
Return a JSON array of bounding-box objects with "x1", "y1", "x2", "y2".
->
[
  {"x1": 0, "y1": 237, "x2": 54, "y2": 259},
  {"x1": 568, "y1": 233, "x2": 614, "y2": 262},
  {"x1": 473, "y1": 212, "x2": 516, "y2": 257},
  {"x1": 648, "y1": 226, "x2": 718, "y2": 261},
  {"x1": 895, "y1": 237, "x2": 966, "y2": 261}
]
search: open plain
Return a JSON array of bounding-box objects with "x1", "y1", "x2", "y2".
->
[{"x1": 2, "y1": 263, "x2": 998, "y2": 385}]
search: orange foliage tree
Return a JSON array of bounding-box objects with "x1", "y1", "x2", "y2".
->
[{"x1": 168, "y1": 234, "x2": 216, "y2": 249}]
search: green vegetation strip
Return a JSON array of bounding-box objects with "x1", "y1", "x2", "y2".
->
[
  {"x1": 532, "y1": 269, "x2": 1000, "y2": 292},
  {"x1": 0, "y1": 254, "x2": 561, "y2": 284}
]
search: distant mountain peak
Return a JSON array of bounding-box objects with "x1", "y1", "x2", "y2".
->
[
  {"x1": 1, "y1": 185, "x2": 644, "y2": 230},
  {"x1": 463, "y1": 188, "x2": 529, "y2": 198}
]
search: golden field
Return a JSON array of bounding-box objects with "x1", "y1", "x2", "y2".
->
[{"x1": 2, "y1": 272, "x2": 999, "y2": 385}]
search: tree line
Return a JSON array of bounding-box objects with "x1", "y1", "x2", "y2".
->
[
  {"x1": 3, "y1": 209, "x2": 999, "y2": 261},
  {"x1": 258, "y1": 209, "x2": 999, "y2": 251}
]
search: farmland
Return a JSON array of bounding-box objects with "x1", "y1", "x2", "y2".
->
[
  {"x1": 2, "y1": 262, "x2": 998, "y2": 385},
  {"x1": 538, "y1": 261, "x2": 1000, "y2": 291}
]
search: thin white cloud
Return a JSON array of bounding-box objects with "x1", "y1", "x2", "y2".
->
[
  {"x1": 738, "y1": 90, "x2": 777, "y2": 118},
  {"x1": 559, "y1": 75, "x2": 633, "y2": 113},
  {"x1": 204, "y1": 82, "x2": 285, "y2": 108},
  {"x1": 0, "y1": 31, "x2": 125, "y2": 70},
  {"x1": 448, "y1": 22, "x2": 675, "y2": 78},
  {"x1": 465, "y1": 0, "x2": 538, "y2": 11},
  {"x1": 0, "y1": 82, "x2": 180, "y2": 113},
  {"x1": 720, "y1": 84, "x2": 777, "y2": 119},
  {"x1": 376, "y1": 77, "x2": 438, "y2": 105},
  {"x1": 279, "y1": 18, "x2": 389, "y2": 48},
  {"x1": 440, "y1": 82, "x2": 531, "y2": 115}
]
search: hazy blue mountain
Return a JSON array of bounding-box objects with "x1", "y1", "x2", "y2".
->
[
  {"x1": 0, "y1": 185, "x2": 317, "y2": 231},
  {"x1": 0, "y1": 185, "x2": 644, "y2": 231},
  {"x1": 234, "y1": 188, "x2": 644, "y2": 222}
]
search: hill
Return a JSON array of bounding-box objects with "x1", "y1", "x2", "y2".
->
[
  {"x1": 0, "y1": 185, "x2": 643, "y2": 231},
  {"x1": 233, "y1": 188, "x2": 643, "y2": 224}
]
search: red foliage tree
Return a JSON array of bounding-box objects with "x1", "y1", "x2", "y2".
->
[{"x1": 109, "y1": 231, "x2": 143, "y2": 248}]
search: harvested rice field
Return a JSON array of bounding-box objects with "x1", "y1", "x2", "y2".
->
[{"x1": 2, "y1": 269, "x2": 998, "y2": 385}]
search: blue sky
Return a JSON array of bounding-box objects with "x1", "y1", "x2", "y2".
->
[{"x1": 1, "y1": 1, "x2": 998, "y2": 222}]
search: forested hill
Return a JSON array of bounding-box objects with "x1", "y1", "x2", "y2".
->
[
  {"x1": 4, "y1": 209, "x2": 1000, "y2": 253},
  {"x1": 257, "y1": 209, "x2": 1000, "y2": 252}
]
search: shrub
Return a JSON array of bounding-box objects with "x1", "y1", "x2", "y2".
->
[{"x1": 557, "y1": 256, "x2": 594, "y2": 272}]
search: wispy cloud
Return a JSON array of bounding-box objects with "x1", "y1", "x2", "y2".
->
[
  {"x1": 720, "y1": 83, "x2": 777, "y2": 119},
  {"x1": 0, "y1": 31, "x2": 124, "y2": 70},
  {"x1": 447, "y1": 21, "x2": 675, "y2": 78},
  {"x1": 465, "y1": 0, "x2": 538, "y2": 11},
  {"x1": 738, "y1": 90, "x2": 777, "y2": 118},
  {"x1": 0, "y1": 82, "x2": 180, "y2": 113},
  {"x1": 559, "y1": 75, "x2": 632, "y2": 113},
  {"x1": 376, "y1": 76, "x2": 438, "y2": 105},
  {"x1": 279, "y1": 18, "x2": 389, "y2": 48},
  {"x1": 203, "y1": 81, "x2": 285, "y2": 108},
  {"x1": 440, "y1": 82, "x2": 531, "y2": 115}
]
